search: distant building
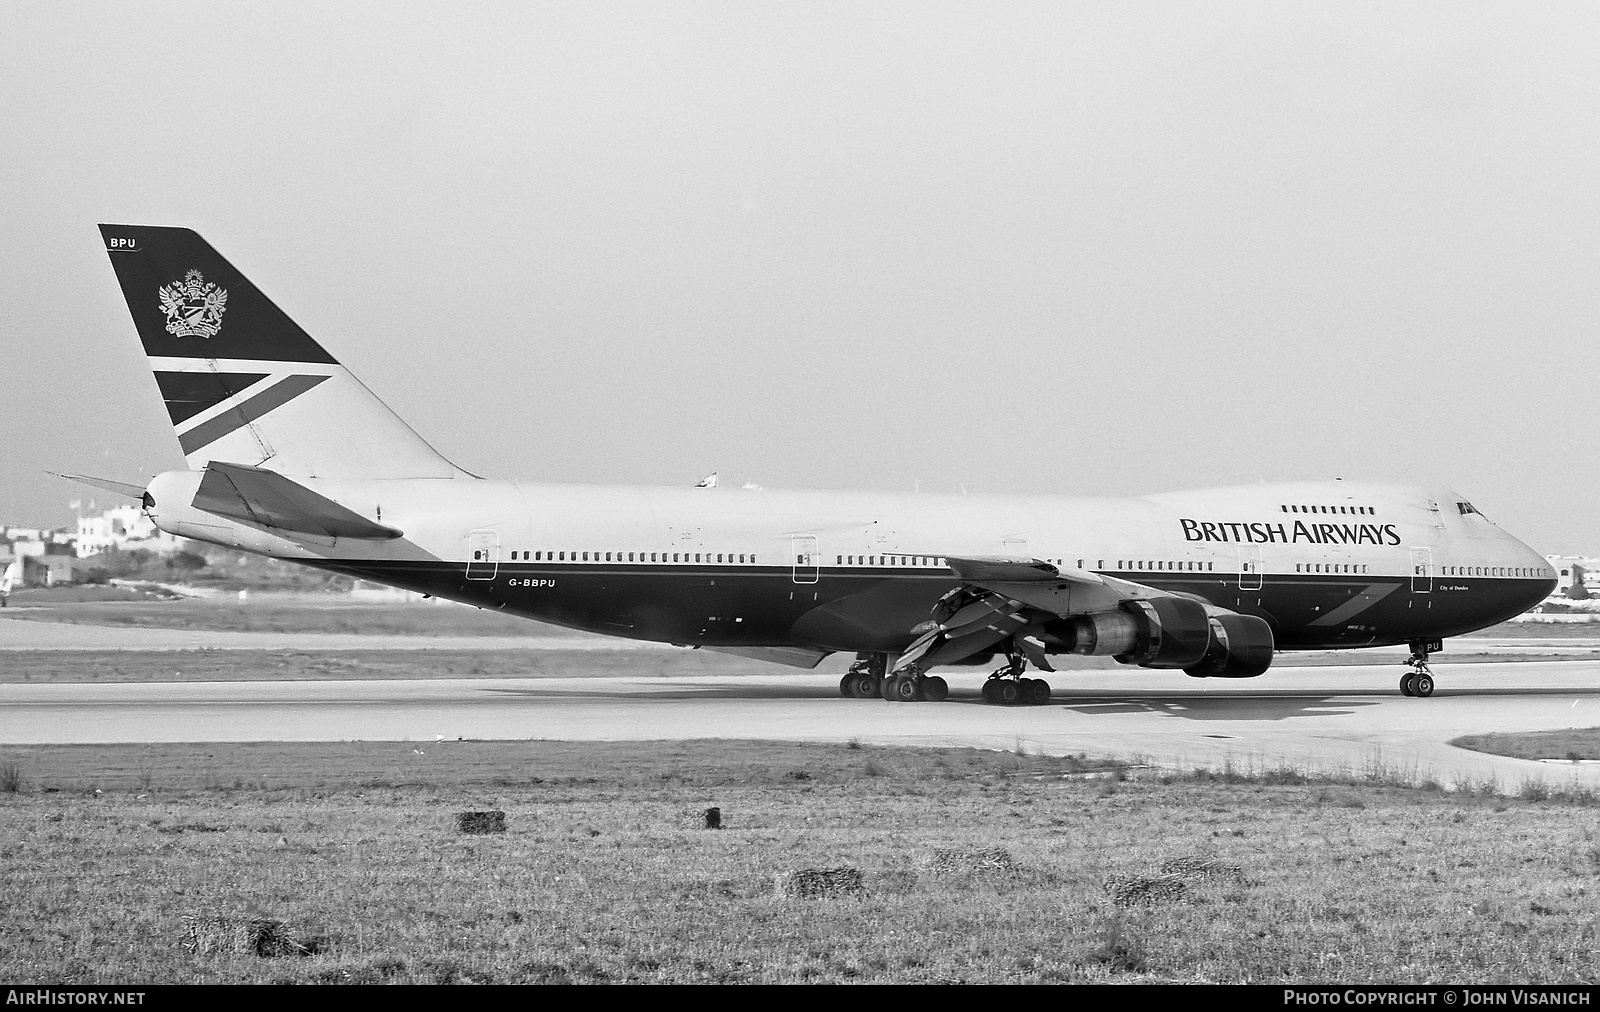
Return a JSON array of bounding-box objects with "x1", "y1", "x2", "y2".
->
[
  {"x1": 74, "y1": 504, "x2": 178, "y2": 557},
  {"x1": 23, "y1": 555, "x2": 75, "y2": 586},
  {"x1": 1546, "y1": 556, "x2": 1600, "y2": 596},
  {"x1": 0, "y1": 541, "x2": 76, "y2": 587}
]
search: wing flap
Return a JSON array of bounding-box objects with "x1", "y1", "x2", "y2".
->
[
  {"x1": 945, "y1": 556, "x2": 1070, "y2": 583},
  {"x1": 702, "y1": 645, "x2": 834, "y2": 669},
  {"x1": 193, "y1": 461, "x2": 402, "y2": 540}
]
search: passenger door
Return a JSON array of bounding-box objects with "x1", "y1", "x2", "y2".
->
[
  {"x1": 1238, "y1": 545, "x2": 1263, "y2": 591},
  {"x1": 466, "y1": 529, "x2": 498, "y2": 581},
  {"x1": 1409, "y1": 546, "x2": 1432, "y2": 594},
  {"x1": 791, "y1": 535, "x2": 819, "y2": 585}
]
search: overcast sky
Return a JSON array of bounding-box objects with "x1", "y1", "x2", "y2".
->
[{"x1": 2, "y1": 3, "x2": 1597, "y2": 551}]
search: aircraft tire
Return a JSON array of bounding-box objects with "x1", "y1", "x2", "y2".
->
[
  {"x1": 892, "y1": 676, "x2": 919, "y2": 702},
  {"x1": 1400, "y1": 674, "x2": 1416, "y2": 697},
  {"x1": 882, "y1": 674, "x2": 901, "y2": 701},
  {"x1": 1029, "y1": 679, "x2": 1051, "y2": 704},
  {"x1": 981, "y1": 679, "x2": 998, "y2": 704},
  {"x1": 994, "y1": 680, "x2": 1020, "y2": 706},
  {"x1": 922, "y1": 676, "x2": 948, "y2": 703},
  {"x1": 852, "y1": 673, "x2": 880, "y2": 699},
  {"x1": 840, "y1": 674, "x2": 856, "y2": 697},
  {"x1": 1413, "y1": 673, "x2": 1434, "y2": 697}
]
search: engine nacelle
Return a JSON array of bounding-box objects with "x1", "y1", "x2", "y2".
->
[
  {"x1": 1183, "y1": 613, "x2": 1275, "y2": 678},
  {"x1": 1065, "y1": 597, "x2": 1211, "y2": 669},
  {"x1": 1065, "y1": 598, "x2": 1274, "y2": 677}
]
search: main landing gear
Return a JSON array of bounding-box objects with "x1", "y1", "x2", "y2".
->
[
  {"x1": 839, "y1": 643, "x2": 1052, "y2": 705},
  {"x1": 980, "y1": 649, "x2": 1052, "y2": 706},
  {"x1": 840, "y1": 653, "x2": 948, "y2": 703},
  {"x1": 840, "y1": 653, "x2": 886, "y2": 698},
  {"x1": 1399, "y1": 640, "x2": 1440, "y2": 698}
]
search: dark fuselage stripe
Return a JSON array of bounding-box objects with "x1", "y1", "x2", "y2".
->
[{"x1": 296, "y1": 557, "x2": 1550, "y2": 654}]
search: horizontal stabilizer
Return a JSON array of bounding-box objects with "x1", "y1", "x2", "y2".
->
[
  {"x1": 193, "y1": 462, "x2": 402, "y2": 540},
  {"x1": 49, "y1": 472, "x2": 149, "y2": 500}
]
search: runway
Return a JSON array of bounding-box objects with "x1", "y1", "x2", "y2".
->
[{"x1": 6, "y1": 660, "x2": 1600, "y2": 790}]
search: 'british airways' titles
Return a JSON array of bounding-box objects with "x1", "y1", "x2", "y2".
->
[{"x1": 1180, "y1": 519, "x2": 1401, "y2": 546}]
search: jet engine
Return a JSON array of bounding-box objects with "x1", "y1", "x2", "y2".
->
[
  {"x1": 1182, "y1": 613, "x2": 1275, "y2": 678},
  {"x1": 1064, "y1": 598, "x2": 1210, "y2": 668},
  {"x1": 1063, "y1": 598, "x2": 1273, "y2": 677}
]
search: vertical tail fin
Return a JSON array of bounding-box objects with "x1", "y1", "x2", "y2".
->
[{"x1": 98, "y1": 224, "x2": 463, "y2": 480}]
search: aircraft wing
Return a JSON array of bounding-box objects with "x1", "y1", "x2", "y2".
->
[
  {"x1": 192, "y1": 461, "x2": 403, "y2": 541},
  {"x1": 888, "y1": 554, "x2": 1263, "y2": 675}
]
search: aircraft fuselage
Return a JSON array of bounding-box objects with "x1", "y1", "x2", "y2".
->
[{"x1": 144, "y1": 471, "x2": 1554, "y2": 660}]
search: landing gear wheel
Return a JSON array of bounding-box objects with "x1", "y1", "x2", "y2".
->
[
  {"x1": 892, "y1": 675, "x2": 920, "y2": 702},
  {"x1": 994, "y1": 680, "x2": 1020, "y2": 706},
  {"x1": 1028, "y1": 679, "x2": 1051, "y2": 704},
  {"x1": 881, "y1": 674, "x2": 900, "y2": 700},
  {"x1": 840, "y1": 673, "x2": 855, "y2": 697},
  {"x1": 922, "y1": 675, "x2": 948, "y2": 703},
  {"x1": 981, "y1": 679, "x2": 998, "y2": 704},
  {"x1": 851, "y1": 673, "x2": 881, "y2": 699},
  {"x1": 1401, "y1": 640, "x2": 1439, "y2": 699}
]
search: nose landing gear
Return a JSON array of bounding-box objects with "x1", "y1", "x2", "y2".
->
[{"x1": 1399, "y1": 640, "x2": 1440, "y2": 697}]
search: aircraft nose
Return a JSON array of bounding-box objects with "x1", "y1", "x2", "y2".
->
[{"x1": 1513, "y1": 538, "x2": 1557, "y2": 612}]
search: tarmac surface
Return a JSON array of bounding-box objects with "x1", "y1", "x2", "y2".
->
[
  {"x1": 5, "y1": 655, "x2": 1600, "y2": 791},
  {"x1": 0, "y1": 610, "x2": 612, "y2": 652}
]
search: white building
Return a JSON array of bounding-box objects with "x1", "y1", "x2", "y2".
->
[
  {"x1": 1545, "y1": 556, "x2": 1600, "y2": 596},
  {"x1": 75, "y1": 504, "x2": 178, "y2": 557}
]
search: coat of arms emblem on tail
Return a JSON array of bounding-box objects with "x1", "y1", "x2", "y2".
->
[{"x1": 158, "y1": 269, "x2": 228, "y2": 339}]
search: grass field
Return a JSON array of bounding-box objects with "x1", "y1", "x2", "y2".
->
[
  {"x1": 1453, "y1": 729, "x2": 1600, "y2": 763},
  {"x1": 1, "y1": 740, "x2": 1599, "y2": 984}
]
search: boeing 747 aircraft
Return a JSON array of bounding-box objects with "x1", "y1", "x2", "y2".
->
[{"x1": 80, "y1": 225, "x2": 1556, "y2": 703}]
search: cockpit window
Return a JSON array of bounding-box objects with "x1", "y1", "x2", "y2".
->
[{"x1": 1457, "y1": 502, "x2": 1484, "y2": 517}]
